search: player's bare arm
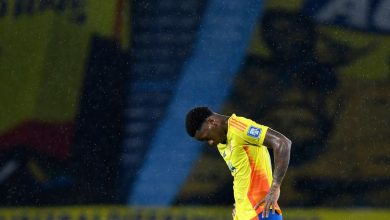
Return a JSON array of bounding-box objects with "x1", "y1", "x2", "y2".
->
[{"x1": 255, "y1": 128, "x2": 291, "y2": 218}]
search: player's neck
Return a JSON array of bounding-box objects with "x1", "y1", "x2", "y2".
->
[
  {"x1": 220, "y1": 115, "x2": 229, "y2": 135},
  {"x1": 212, "y1": 113, "x2": 229, "y2": 134}
]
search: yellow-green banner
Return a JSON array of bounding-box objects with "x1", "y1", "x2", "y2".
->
[
  {"x1": 0, "y1": 0, "x2": 128, "y2": 159},
  {"x1": 0, "y1": 0, "x2": 119, "y2": 132},
  {"x1": 0, "y1": 207, "x2": 389, "y2": 220}
]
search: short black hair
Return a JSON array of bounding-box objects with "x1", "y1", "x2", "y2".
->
[{"x1": 185, "y1": 107, "x2": 213, "y2": 137}]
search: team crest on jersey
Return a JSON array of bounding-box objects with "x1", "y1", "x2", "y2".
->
[{"x1": 247, "y1": 126, "x2": 261, "y2": 138}]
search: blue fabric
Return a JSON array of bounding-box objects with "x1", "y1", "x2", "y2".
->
[{"x1": 258, "y1": 211, "x2": 283, "y2": 220}]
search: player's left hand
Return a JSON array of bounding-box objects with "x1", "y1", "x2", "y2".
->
[{"x1": 254, "y1": 184, "x2": 280, "y2": 218}]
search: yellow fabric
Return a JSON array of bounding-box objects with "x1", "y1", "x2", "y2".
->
[
  {"x1": 0, "y1": 1, "x2": 121, "y2": 133},
  {"x1": 217, "y1": 114, "x2": 281, "y2": 220}
]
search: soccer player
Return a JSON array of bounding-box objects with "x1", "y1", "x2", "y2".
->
[{"x1": 185, "y1": 107, "x2": 291, "y2": 220}]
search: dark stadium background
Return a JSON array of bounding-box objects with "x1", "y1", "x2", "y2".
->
[{"x1": 0, "y1": 0, "x2": 389, "y2": 219}]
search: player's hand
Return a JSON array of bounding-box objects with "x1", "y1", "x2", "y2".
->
[
  {"x1": 254, "y1": 184, "x2": 280, "y2": 218},
  {"x1": 232, "y1": 203, "x2": 236, "y2": 219}
]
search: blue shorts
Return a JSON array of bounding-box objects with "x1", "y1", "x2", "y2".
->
[{"x1": 258, "y1": 211, "x2": 282, "y2": 220}]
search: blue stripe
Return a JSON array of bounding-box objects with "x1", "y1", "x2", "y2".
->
[
  {"x1": 119, "y1": 0, "x2": 206, "y2": 202},
  {"x1": 129, "y1": 0, "x2": 265, "y2": 205}
]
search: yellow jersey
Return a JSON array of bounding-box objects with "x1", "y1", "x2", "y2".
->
[{"x1": 217, "y1": 114, "x2": 281, "y2": 220}]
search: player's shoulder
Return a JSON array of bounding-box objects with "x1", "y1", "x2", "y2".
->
[
  {"x1": 229, "y1": 114, "x2": 249, "y2": 133},
  {"x1": 229, "y1": 114, "x2": 256, "y2": 129},
  {"x1": 228, "y1": 114, "x2": 268, "y2": 140},
  {"x1": 228, "y1": 114, "x2": 259, "y2": 138}
]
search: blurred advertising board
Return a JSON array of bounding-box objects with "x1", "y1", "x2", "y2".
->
[
  {"x1": 0, "y1": 0, "x2": 122, "y2": 159},
  {"x1": 0, "y1": 207, "x2": 389, "y2": 220},
  {"x1": 0, "y1": 0, "x2": 130, "y2": 205}
]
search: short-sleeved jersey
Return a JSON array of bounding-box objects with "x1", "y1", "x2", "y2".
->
[{"x1": 217, "y1": 114, "x2": 281, "y2": 220}]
